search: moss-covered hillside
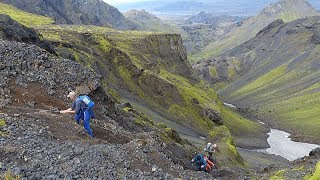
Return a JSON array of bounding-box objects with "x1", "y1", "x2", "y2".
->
[
  {"x1": 0, "y1": 2, "x2": 54, "y2": 27},
  {"x1": 0, "y1": 0, "x2": 137, "y2": 30},
  {"x1": 32, "y1": 24, "x2": 266, "y2": 148},
  {"x1": 190, "y1": 0, "x2": 319, "y2": 63},
  {"x1": 215, "y1": 16, "x2": 320, "y2": 144}
]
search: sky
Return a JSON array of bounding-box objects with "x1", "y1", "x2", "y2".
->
[{"x1": 103, "y1": 0, "x2": 149, "y2": 5}]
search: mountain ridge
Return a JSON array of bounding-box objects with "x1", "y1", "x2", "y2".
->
[
  {"x1": 190, "y1": 0, "x2": 320, "y2": 62},
  {"x1": 0, "y1": 0, "x2": 138, "y2": 30}
]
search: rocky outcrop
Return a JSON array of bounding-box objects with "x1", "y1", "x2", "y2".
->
[
  {"x1": 0, "y1": 113, "x2": 214, "y2": 179},
  {"x1": 0, "y1": 14, "x2": 54, "y2": 53},
  {"x1": 0, "y1": 40, "x2": 99, "y2": 108},
  {"x1": 0, "y1": 0, "x2": 138, "y2": 30}
]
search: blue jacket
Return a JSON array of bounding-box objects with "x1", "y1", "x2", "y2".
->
[{"x1": 193, "y1": 154, "x2": 206, "y2": 171}]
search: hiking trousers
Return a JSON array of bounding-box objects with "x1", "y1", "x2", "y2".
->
[{"x1": 74, "y1": 109, "x2": 94, "y2": 138}]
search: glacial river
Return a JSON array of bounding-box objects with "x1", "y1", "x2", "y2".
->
[
  {"x1": 259, "y1": 129, "x2": 320, "y2": 161},
  {"x1": 223, "y1": 102, "x2": 320, "y2": 161}
]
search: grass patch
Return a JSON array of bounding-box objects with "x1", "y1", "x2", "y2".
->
[
  {"x1": 304, "y1": 162, "x2": 320, "y2": 180},
  {"x1": 270, "y1": 170, "x2": 286, "y2": 180}
]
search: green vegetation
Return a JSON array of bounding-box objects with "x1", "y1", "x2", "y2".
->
[
  {"x1": 304, "y1": 162, "x2": 320, "y2": 180},
  {"x1": 209, "y1": 66, "x2": 217, "y2": 77},
  {"x1": 220, "y1": 106, "x2": 262, "y2": 137},
  {"x1": 37, "y1": 23, "x2": 265, "y2": 149},
  {"x1": 0, "y1": 118, "x2": 5, "y2": 127},
  {"x1": 208, "y1": 125, "x2": 245, "y2": 167},
  {"x1": 0, "y1": 3, "x2": 54, "y2": 27},
  {"x1": 0, "y1": 118, "x2": 6, "y2": 137},
  {"x1": 231, "y1": 65, "x2": 287, "y2": 97},
  {"x1": 270, "y1": 170, "x2": 286, "y2": 180}
]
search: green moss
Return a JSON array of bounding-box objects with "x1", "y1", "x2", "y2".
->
[
  {"x1": 209, "y1": 66, "x2": 218, "y2": 77},
  {"x1": 231, "y1": 64, "x2": 287, "y2": 97},
  {"x1": 220, "y1": 106, "x2": 262, "y2": 136},
  {"x1": 0, "y1": 3, "x2": 54, "y2": 27},
  {"x1": 228, "y1": 67, "x2": 237, "y2": 80},
  {"x1": 208, "y1": 125, "x2": 245, "y2": 167},
  {"x1": 159, "y1": 127, "x2": 183, "y2": 144},
  {"x1": 304, "y1": 162, "x2": 320, "y2": 180},
  {"x1": 123, "y1": 107, "x2": 132, "y2": 112},
  {"x1": 0, "y1": 119, "x2": 5, "y2": 127},
  {"x1": 157, "y1": 123, "x2": 167, "y2": 129},
  {"x1": 92, "y1": 34, "x2": 112, "y2": 53},
  {"x1": 0, "y1": 118, "x2": 5, "y2": 137},
  {"x1": 134, "y1": 114, "x2": 155, "y2": 128},
  {"x1": 270, "y1": 170, "x2": 286, "y2": 180},
  {"x1": 292, "y1": 166, "x2": 305, "y2": 171}
]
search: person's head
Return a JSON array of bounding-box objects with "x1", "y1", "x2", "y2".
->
[
  {"x1": 196, "y1": 154, "x2": 203, "y2": 161},
  {"x1": 206, "y1": 142, "x2": 212, "y2": 148},
  {"x1": 67, "y1": 91, "x2": 77, "y2": 100},
  {"x1": 213, "y1": 144, "x2": 217, "y2": 148}
]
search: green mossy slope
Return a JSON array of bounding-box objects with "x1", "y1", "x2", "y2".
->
[
  {"x1": 0, "y1": 3, "x2": 54, "y2": 27},
  {"x1": 36, "y1": 24, "x2": 265, "y2": 147},
  {"x1": 218, "y1": 16, "x2": 320, "y2": 143}
]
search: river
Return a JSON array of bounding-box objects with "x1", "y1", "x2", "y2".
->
[{"x1": 224, "y1": 102, "x2": 320, "y2": 161}]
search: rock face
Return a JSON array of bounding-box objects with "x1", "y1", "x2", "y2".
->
[
  {"x1": 191, "y1": 0, "x2": 320, "y2": 61},
  {"x1": 196, "y1": 16, "x2": 320, "y2": 144},
  {"x1": 0, "y1": 0, "x2": 138, "y2": 30},
  {"x1": 0, "y1": 14, "x2": 54, "y2": 53},
  {"x1": 0, "y1": 40, "x2": 99, "y2": 108}
]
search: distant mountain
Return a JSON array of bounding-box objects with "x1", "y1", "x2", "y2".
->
[
  {"x1": 0, "y1": 0, "x2": 138, "y2": 30},
  {"x1": 124, "y1": 9, "x2": 179, "y2": 32},
  {"x1": 190, "y1": 0, "x2": 320, "y2": 62},
  {"x1": 125, "y1": 9, "x2": 159, "y2": 21},
  {"x1": 195, "y1": 16, "x2": 320, "y2": 143},
  {"x1": 115, "y1": 0, "x2": 320, "y2": 17},
  {"x1": 186, "y1": 11, "x2": 244, "y2": 26},
  {"x1": 182, "y1": 11, "x2": 243, "y2": 53},
  {"x1": 154, "y1": 1, "x2": 206, "y2": 12}
]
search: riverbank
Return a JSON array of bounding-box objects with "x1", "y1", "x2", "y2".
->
[
  {"x1": 236, "y1": 105, "x2": 320, "y2": 145},
  {"x1": 224, "y1": 103, "x2": 320, "y2": 162}
]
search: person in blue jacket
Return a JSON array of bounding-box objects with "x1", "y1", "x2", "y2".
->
[
  {"x1": 60, "y1": 91, "x2": 95, "y2": 139},
  {"x1": 191, "y1": 154, "x2": 207, "y2": 171}
]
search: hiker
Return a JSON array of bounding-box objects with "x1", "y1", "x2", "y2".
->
[
  {"x1": 191, "y1": 154, "x2": 207, "y2": 172},
  {"x1": 60, "y1": 91, "x2": 95, "y2": 139},
  {"x1": 204, "y1": 143, "x2": 219, "y2": 163}
]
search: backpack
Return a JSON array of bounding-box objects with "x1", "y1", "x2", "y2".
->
[
  {"x1": 195, "y1": 154, "x2": 205, "y2": 165},
  {"x1": 78, "y1": 95, "x2": 94, "y2": 108}
]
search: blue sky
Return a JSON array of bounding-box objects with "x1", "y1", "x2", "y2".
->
[{"x1": 103, "y1": 0, "x2": 150, "y2": 5}]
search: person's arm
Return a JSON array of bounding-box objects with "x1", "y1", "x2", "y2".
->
[
  {"x1": 60, "y1": 109, "x2": 75, "y2": 114},
  {"x1": 60, "y1": 101, "x2": 78, "y2": 114},
  {"x1": 200, "y1": 159, "x2": 207, "y2": 169}
]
